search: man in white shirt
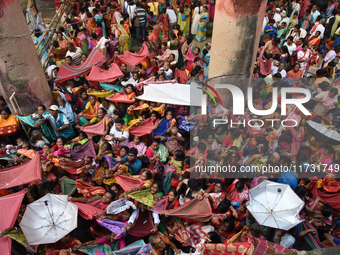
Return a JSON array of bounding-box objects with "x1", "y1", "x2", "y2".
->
[
  {"x1": 290, "y1": 0, "x2": 301, "y2": 17},
  {"x1": 271, "y1": 62, "x2": 287, "y2": 77},
  {"x1": 273, "y1": 8, "x2": 282, "y2": 27},
  {"x1": 99, "y1": 99, "x2": 116, "y2": 118},
  {"x1": 166, "y1": 3, "x2": 177, "y2": 38},
  {"x1": 279, "y1": 11, "x2": 290, "y2": 27},
  {"x1": 311, "y1": 4, "x2": 321, "y2": 21},
  {"x1": 66, "y1": 42, "x2": 82, "y2": 66},
  {"x1": 105, "y1": 118, "x2": 129, "y2": 146},
  {"x1": 159, "y1": 61, "x2": 173, "y2": 80},
  {"x1": 126, "y1": 204, "x2": 160, "y2": 234},
  {"x1": 283, "y1": 36, "x2": 297, "y2": 56},
  {"x1": 125, "y1": 1, "x2": 136, "y2": 20}
]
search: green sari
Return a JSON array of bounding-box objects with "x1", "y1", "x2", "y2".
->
[{"x1": 128, "y1": 189, "x2": 163, "y2": 207}]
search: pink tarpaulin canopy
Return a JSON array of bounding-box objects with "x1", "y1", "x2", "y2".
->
[
  {"x1": 0, "y1": 154, "x2": 41, "y2": 190},
  {"x1": 0, "y1": 189, "x2": 26, "y2": 255},
  {"x1": 86, "y1": 63, "x2": 123, "y2": 83},
  {"x1": 55, "y1": 48, "x2": 106, "y2": 83},
  {"x1": 116, "y1": 44, "x2": 149, "y2": 66}
]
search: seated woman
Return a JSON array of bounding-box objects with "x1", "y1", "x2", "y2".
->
[
  {"x1": 160, "y1": 190, "x2": 180, "y2": 215},
  {"x1": 78, "y1": 95, "x2": 101, "y2": 126},
  {"x1": 146, "y1": 139, "x2": 169, "y2": 164},
  {"x1": 30, "y1": 129, "x2": 46, "y2": 150},
  {"x1": 205, "y1": 180, "x2": 227, "y2": 210},
  {"x1": 96, "y1": 141, "x2": 113, "y2": 161},
  {"x1": 153, "y1": 110, "x2": 176, "y2": 142},
  {"x1": 92, "y1": 156, "x2": 116, "y2": 186},
  {"x1": 127, "y1": 180, "x2": 164, "y2": 207},
  {"x1": 0, "y1": 108, "x2": 20, "y2": 139},
  {"x1": 127, "y1": 136, "x2": 147, "y2": 157},
  {"x1": 121, "y1": 169, "x2": 154, "y2": 196}
]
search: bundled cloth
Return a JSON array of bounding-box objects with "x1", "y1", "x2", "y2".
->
[
  {"x1": 72, "y1": 199, "x2": 108, "y2": 220},
  {"x1": 128, "y1": 189, "x2": 156, "y2": 207},
  {"x1": 97, "y1": 219, "x2": 127, "y2": 239},
  {"x1": 114, "y1": 174, "x2": 144, "y2": 191},
  {"x1": 106, "y1": 93, "x2": 135, "y2": 104},
  {"x1": 167, "y1": 198, "x2": 213, "y2": 222},
  {"x1": 106, "y1": 198, "x2": 136, "y2": 215},
  {"x1": 116, "y1": 44, "x2": 149, "y2": 66},
  {"x1": 81, "y1": 115, "x2": 110, "y2": 138},
  {"x1": 100, "y1": 82, "x2": 124, "y2": 93},
  {"x1": 70, "y1": 140, "x2": 96, "y2": 160}
]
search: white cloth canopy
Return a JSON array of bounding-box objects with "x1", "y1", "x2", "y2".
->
[
  {"x1": 247, "y1": 180, "x2": 304, "y2": 231},
  {"x1": 20, "y1": 194, "x2": 78, "y2": 245},
  {"x1": 137, "y1": 83, "x2": 202, "y2": 106}
]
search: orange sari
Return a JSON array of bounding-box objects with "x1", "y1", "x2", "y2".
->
[
  {"x1": 87, "y1": 20, "x2": 97, "y2": 35},
  {"x1": 83, "y1": 101, "x2": 100, "y2": 119},
  {"x1": 0, "y1": 114, "x2": 20, "y2": 136}
]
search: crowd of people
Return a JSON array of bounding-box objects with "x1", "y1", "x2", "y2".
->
[{"x1": 4, "y1": 0, "x2": 340, "y2": 254}]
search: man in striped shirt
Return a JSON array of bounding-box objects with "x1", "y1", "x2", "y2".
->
[
  {"x1": 66, "y1": 42, "x2": 83, "y2": 66},
  {"x1": 135, "y1": 2, "x2": 147, "y2": 46}
]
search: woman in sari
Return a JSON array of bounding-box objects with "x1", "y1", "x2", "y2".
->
[
  {"x1": 78, "y1": 95, "x2": 101, "y2": 126},
  {"x1": 183, "y1": 3, "x2": 191, "y2": 36},
  {"x1": 0, "y1": 108, "x2": 20, "y2": 138},
  {"x1": 177, "y1": 8, "x2": 186, "y2": 33},
  {"x1": 117, "y1": 19, "x2": 130, "y2": 53},
  {"x1": 108, "y1": 33, "x2": 120, "y2": 59},
  {"x1": 205, "y1": 180, "x2": 226, "y2": 210},
  {"x1": 68, "y1": 190, "x2": 116, "y2": 220},
  {"x1": 159, "y1": 9, "x2": 169, "y2": 42},
  {"x1": 128, "y1": 181, "x2": 164, "y2": 207},
  {"x1": 146, "y1": 140, "x2": 169, "y2": 163},
  {"x1": 196, "y1": 6, "x2": 209, "y2": 42},
  {"x1": 92, "y1": 156, "x2": 116, "y2": 186},
  {"x1": 308, "y1": 31, "x2": 321, "y2": 47},
  {"x1": 77, "y1": 29, "x2": 91, "y2": 55},
  {"x1": 86, "y1": 17, "x2": 97, "y2": 35},
  {"x1": 209, "y1": 0, "x2": 215, "y2": 21},
  {"x1": 153, "y1": 110, "x2": 176, "y2": 141}
]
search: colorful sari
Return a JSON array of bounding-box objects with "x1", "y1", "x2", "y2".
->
[
  {"x1": 146, "y1": 143, "x2": 168, "y2": 163},
  {"x1": 118, "y1": 22, "x2": 130, "y2": 53},
  {"x1": 87, "y1": 19, "x2": 97, "y2": 35},
  {"x1": 128, "y1": 189, "x2": 163, "y2": 207},
  {"x1": 0, "y1": 114, "x2": 19, "y2": 137},
  {"x1": 109, "y1": 38, "x2": 120, "y2": 59},
  {"x1": 196, "y1": 11, "x2": 209, "y2": 42},
  {"x1": 159, "y1": 14, "x2": 169, "y2": 42},
  {"x1": 3, "y1": 229, "x2": 38, "y2": 253},
  {"x1": 93, "y1": 156, "x2": 116, "y2": 185},
  {"x1": 97, "y1": 219, "x2": 127, "y2": 239},
  {"x1": 127, "y1": 208, "x2": 155, "y2": 237},
  {"x1": 16, "y1": 111, "x2": 56, "y2": 142},
  {"x1": 76, "y1": 180, "x2": 106, "y2": 198},
  {"x1": 79, "y1": 101, "x2": 101, "y2": 125}
]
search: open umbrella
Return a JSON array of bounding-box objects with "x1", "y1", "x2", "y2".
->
[
  {"x1": 305, "y1": 120, "x2": 340, "y2": 145},
  {"x1": 20, "y1": 194, "x2": 78, "y2": 245},
  {"x1": 247, "y1": 180, "x2": 304, "y2": 231}
]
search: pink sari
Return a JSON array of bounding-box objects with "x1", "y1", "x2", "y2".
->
[{"x1": 258, "y1": 46, "x2": 272, "y2": 75}]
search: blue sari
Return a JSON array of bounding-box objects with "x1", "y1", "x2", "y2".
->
[
  {"x1": 152, "y1": 118, "x2": 171, "y2": 138},
  {"x1": 196, "y1": 12, "x2": 209, "y2": 42}
]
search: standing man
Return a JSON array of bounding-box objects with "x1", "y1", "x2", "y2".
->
[
  {"x1": 166, "y1": 2, "x2": 177, "y2": 38},
  {"x1": 135, "y1": 2, "x2": 148, "y2": 45}
]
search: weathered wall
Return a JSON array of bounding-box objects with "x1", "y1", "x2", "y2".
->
[
  {"x1": 0, "y1": 0, "x2": 53, "y2": 113},
  {"x1": 207, "y1": 0, "x2": 267, "y2": 108}
]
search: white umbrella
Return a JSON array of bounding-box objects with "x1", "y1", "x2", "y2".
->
[
  {"x1": 247, "y1": 180, "x2": 304, "y2": 231},
  {"x1": 20, "y1": 194, "x2": 78, "y2": 245}
]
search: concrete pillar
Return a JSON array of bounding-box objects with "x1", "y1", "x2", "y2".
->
[
  {"x1": 0, "y1": 0, "x2": 53, "y2": 114},
  {"x1": 208, "y1": 0, "x2": 267, "y2": 107}
]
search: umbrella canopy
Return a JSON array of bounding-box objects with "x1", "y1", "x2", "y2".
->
[
  {"x1": 247, "y1": 180, "x2": 304, "y2": 231},
  {"x1": 20, "y1": 194, "x2": 78, "y2": 245},
  {"x1": 305, "y1": 120, "x2": 340, "y2": 145}
]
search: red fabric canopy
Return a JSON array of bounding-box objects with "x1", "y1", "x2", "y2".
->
[
  {"x1": 0, "y1": 189, "x2": 26, "y2": 255},
  {"x1": 0, "y1": 154, "x2": 41, "y2": 190},
  {"x1": 116, "y1": 44, "x2": 149, "y2": 66},
  {"x1": 81, "y1": 116, "x2": 110, "y2": 138},
  {"x1": 55, "y1": 48, "x2": 106, "y2": 83},
  {"x1": 106, "y1": 93, "x2": 135, "y2": 103},
  {"x1": 86, "y1": 64, "x2": 123, "y2": 83},
  {"x1": 129, "y1": 118, "x2": 156, "y2": 137},
  {"x1": 167, "y1": 198, "x2": 213, "y2": 222}
]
